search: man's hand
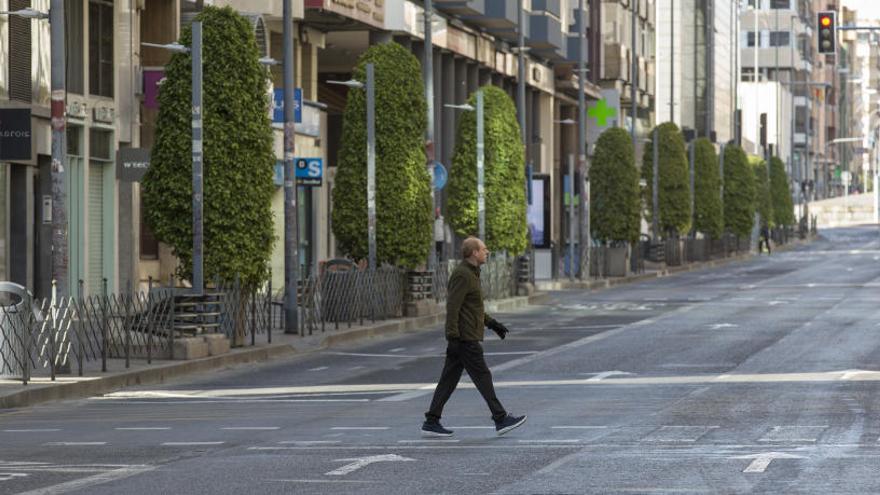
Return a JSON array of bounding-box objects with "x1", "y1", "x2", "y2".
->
[{"x1": 486, "y1": 318, "x2": 510, "y2": 340}]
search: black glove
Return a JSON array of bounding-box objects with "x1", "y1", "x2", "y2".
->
[{"x1": 486, "y1": 318, "x2": 509, "y2": 340}]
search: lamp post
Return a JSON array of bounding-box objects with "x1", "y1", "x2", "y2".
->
[
  {"x1": 329, "y1": 65, "x2": 376, "y2": 271},
  {"x1": 143, "y1": 25, "x2": 204, "y2": 295},
  {"x1": 446, "y1": 91, "x2": 486, "y2": 241},
  {"x1": 1, "y1": 6, "x2": 65, "y2": 296},
  {"x1": 577, "y1": 0, "x2": 589, "y2": 280}
]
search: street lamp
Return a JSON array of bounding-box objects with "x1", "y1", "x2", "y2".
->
[
  {"x1": 328, "y1": 65, "x2": 376, "y2": 271},
  {"x1": 143, "y1": 23, "x2": 204, "y2": 295},
  {"x1": 446, "y1": 90, "x2": 486, "y2": 241},
  {"x1": 1, "y1": 3, "x2": 66, "y2": 297}
]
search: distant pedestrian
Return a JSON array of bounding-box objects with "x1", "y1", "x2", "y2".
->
[
  {"x1": 421, "y1": 237, "x2": 527, "y2": 437},
  {"x1": 759, "y1": 224, "x2": 772, "y2": 255}
]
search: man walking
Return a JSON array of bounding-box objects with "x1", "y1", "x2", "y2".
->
[{"x1": 421, "y1": 237, "x2": 527, "y2": 437}]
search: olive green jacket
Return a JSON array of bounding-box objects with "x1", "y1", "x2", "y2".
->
[{"x1": 445, "y1": 261, "x2": 491, "y2": 341}]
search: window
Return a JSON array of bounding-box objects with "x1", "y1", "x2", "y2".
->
[
  {"x1": 746, "y1": 31, "x2": 757, "y2": 47},
  {"x1": 89, "y1": 0, "x2": 114, "y2": 97},
  {"x1": 89, "y1": 129, "x2": 113, "y2": 161},
  {"x1": 769, "y1": 31, "x2": 790, "y2": 47},
  {"x1": 66, "y1": 0, "x2": 84, "y2": 94}
]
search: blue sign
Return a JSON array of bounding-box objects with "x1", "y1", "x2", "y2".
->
[
  {"x1": 273, "y1": 88, "x2": 302, "y2": 124},
  {"x1": 433, "y1": 162, "x2": 448, "y2": 190},
  {"x1": 295, "y1": 157, "x2": 323, "y2": 187}
]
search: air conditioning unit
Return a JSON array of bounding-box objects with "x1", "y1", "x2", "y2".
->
[{"x1": 93, "y1": 106, "x2": 115, "y2": 124}]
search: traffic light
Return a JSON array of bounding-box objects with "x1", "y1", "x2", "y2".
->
[
  {"x1": 760, "y1": 113, "x2": 767, "y2": 148},
  {"x1": 817, "y1": 11, "x2": 836, "y2": 54}
]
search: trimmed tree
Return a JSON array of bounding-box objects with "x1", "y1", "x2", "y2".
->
[
  {"x1": 641, "y1": 122, "x2": 691, "y2": 236},
  {"x1": 752, "y1": 158, "x2": 773, "y2": 227},
  {"x1": 693, "y1": 138, "x2": 723, "y2": 239},
  {"x1": 331, "y1": 42, "x2": 432, "y2": 268},
  {"x1": 448, "y1": 85, "x2": 528, "y2": 255},
  {"x1": 722, "y1": 144, "x2": 755, "y2": 237},
  {"x1": 143, "y1": 6, "x2": 274, "y2": 289},
  {"x1": 770, "y1": 156, "x2": 796, "y2": 226},
  {"x1": 590, "y1": 127, "x2": 640, "y2": 244}
]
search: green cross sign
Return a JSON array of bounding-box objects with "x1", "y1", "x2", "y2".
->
[{"x1": 588, "y1": 99, "x2": 617, "y2": 127}]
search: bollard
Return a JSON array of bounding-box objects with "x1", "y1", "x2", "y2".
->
[
  {"x1": 266, "y1": 277, "x2": 272, "y2": 344},
  {"x1": 169, "y1": 274, "x2": 176, "y2": 361},
  {"x1": 101, "y1": 278, "x2": 108, "y2": 372},
  {"x1": 124, "y1": 280, "x2": 131, "y2": 369},
  {"x1": 77, "y1": 280, "x2": 84, "y2": 377},
  {"x1": 147, "y1": 277, "x2": 154, "y2": 364}
]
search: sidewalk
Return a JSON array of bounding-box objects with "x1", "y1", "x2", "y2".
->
[
  {"x1": 0, "y1": 293, "x2": 546, "y2": 410},
  {"x1": 0, "y1": 237, "x2": 814, "y2": 411}
]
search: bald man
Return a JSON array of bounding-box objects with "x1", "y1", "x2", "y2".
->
[{"x1": 421, "y1": 237, "x2": 527, "y2": 437}]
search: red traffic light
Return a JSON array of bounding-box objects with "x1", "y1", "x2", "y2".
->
[{"x1": 820, "y1": 15, "x2": 832, "y2": 27}]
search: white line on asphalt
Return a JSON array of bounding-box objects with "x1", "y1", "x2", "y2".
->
[
  {"x1": 43, "y1": 442, "x2": 107, "y2": 447},
  {"x1": 278, "y1": 440, "x2": 342, "y2": 445},
  {"x1": 388, "y1": 347, "x2": 406, "y2": 353},
  {"x1": 308, "y1": 366, "x2": 329, "y2": 372},
  {"x1": 3, "y1": 429, "x2": 61, "y2": 432},
  {"x1": 551, "y1": 426, "x2": 608, "y2": 429},
  {"x1": 247, "y1": 445, "x2": 584, "y2": 451},
  {"x1": 114, "y1": 427, "x2": 171, "y2": 431},
  {"x1": 517, "y1": 439, "x2": 581, "y2": 443},
  {"x1": 448, "y1": 426, "x2": 495, "y2": 429},
  {"x1": 221, "y1": 427, "x2": 280, "y2": 430},
  {"x1": 161, "y1": 442, "x2": 225, "y2": 446},
  {"x1": 398, "y1": 439, "x2": 460, "y2": 443},
  {"x1": 95, "y1": 399, "x2": 372, "y2": 404},
  {"x1": 348, "y1": 366, "x2": 366, "y2": 370},
  {"x1": 14, "y1": 465, "x2": 156, "y2": 495},
  {"x1": 331, "y1": 427, "x2": 389, "y2": 430},
  {"x1": 543, "y1": 325, "x2": 622, "y2": 330},
  {"x1": 265, "y1": 479, "x2": 378, "y2": 484}
]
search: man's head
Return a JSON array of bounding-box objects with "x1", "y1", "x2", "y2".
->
[{"x1": 462, "y1": 237, "x2": 489, "y2": 266}]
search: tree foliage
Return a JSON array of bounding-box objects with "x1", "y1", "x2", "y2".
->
[
  {"x1": 448, "y1": 85, "x2": 528, "y2": 255},
  {"x1": 143, "y1": 6, "x2": 274, "y2": 288},
  {"x1": 590, "y1": 127, "x2": 640, "y2": 244},
  {"x1": 692, "y1": 138, "x2": 723, "y2": 238},
  {"x1": 770, "y1": 156, "x2": 796, "y2": 226},
  {"x1": 722, "y1": 145, "x2": 755, "y2": 237},
  {"x1": 331, "y1": 42, "x2": 432, "y2": 268},
  {"x1": 641, "y1": 122, "x2": 691, "y2": 236}
]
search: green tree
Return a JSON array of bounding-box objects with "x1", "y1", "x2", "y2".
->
[
  {"x1": 770, "y1": 156, "x2": 796, "y2": 226},
  {"x1": 143, "y1": 6, "x2": 274, "y2": 288},
  {"x1": 590, "y1": 127, "x2": 640, "y2": 244},
  {"x1": 331, "y1": 42, "x2": 432, "y2": 268},
  {"x1": 722, "y1": 145, "x2": 755, "y2": 237},
  {"x1": 692, "y1": 138, "x2": 723, "y2": 238},
  {"x1": 448, "y1": 85, "x2": 528, "y2": 255},
  {"x1": 752, "y1": 158, "x2": 773, "y2": 227},
  {"x1": 641, "y1": 122, "x2": 691, "y2": 236}
]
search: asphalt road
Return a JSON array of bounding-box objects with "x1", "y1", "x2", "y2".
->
[{"x1": 2, "y1": 226, "x2": 880, "y2": 494}]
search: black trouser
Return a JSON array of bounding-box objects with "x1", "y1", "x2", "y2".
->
[{"x1": 425, "y1": 340, "x2": 507, "y2": 423}]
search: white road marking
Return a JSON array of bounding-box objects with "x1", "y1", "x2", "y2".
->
[
  {"x1": 551, "y1": 426, "x2": 608, "y2": 429},
  {"x1": 517, "y1": 439, "x2": 580, "y2": 443},
  {"x1": 584, "y1": 371, "x2": 635, "y2": 381},
  {"x1": 14, "y1": 465, "x2": 156, "y2": 495},
  {"x1": 266, "y1": 479, "x2": 378, "y2": 484},
  {"x1": 43, "y1": 442, "x2": 107, "y2": 447},
  {"x1": 0, "y1": 473, "x2": 28, "y2": 481},
  {"x1": 759, "y1": 426, "x2": 827, "y2": 443},
  {"x1": 448, "y1": 426, "x2": 495, "y2": 429},
  {"x1": 221, "y1": 427, "x2": 280, "y2": 430},
  {"x1": 325, "y1": 454, "x2": 416, "y2": 476},
  {"x1": 114, "y1": 427, "x2": 171, "y2": 431},
  {"x1": 708, "y1": 323, "x2": 738, "y2": 330},
  {"x1": 643, "y1": 426, "x2": 719, "y2": 443},
  {"x1": 161, "y1": 442, "x2": 224, "y2": 446},
  {"x1": 388, "y1": 348, "x2": 406, "y2": 353},
  {"x1": 732, "y1": 452, "x2": 805, "y2": 473},
  {"x1": 348, "y1": 366, "x2": 366, "y2": 370},
  {"x1": 278, "y1": 440, "x2": 342, "y2": 445},
  {"x1": 398, "y1": 439, "x2": 460, "y2": 443},
  {"x1": 331, "y1": 427, "x2": 389, "y2": 430},
  {"x1": 308, "y1": 366, "x2": 329, "y2": 372},
  {"x1": 4, "y1": 429, "x2": 61, "y2": 432}
]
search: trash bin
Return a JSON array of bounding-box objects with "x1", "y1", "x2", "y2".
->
[{"x1": 0, "y1": 282, "x2": 31, "y2": 379}]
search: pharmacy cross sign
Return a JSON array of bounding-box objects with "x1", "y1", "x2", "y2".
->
[{"x1": 588, "y1": 99, "x2": 617, "y2": 127}]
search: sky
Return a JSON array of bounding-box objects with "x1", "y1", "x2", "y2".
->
[{"x1": 841, "y1": 0, "x2": 880, "y2": 22}]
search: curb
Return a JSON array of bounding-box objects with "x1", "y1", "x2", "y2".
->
[{"x1": 0, "y1": 292, "x2": 549, "y2": 410}]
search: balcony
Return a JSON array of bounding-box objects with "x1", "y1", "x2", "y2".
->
[
  {"x1": 432, "y1": 0, "x2": 485, "y2": 16},
  {"x1": 531, "y1": 0, "x2": 561, "y2": 17},
  {"x1": 529, "y1": 12, "x2": 565, "y2": 60}
]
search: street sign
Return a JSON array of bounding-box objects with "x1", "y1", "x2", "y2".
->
[
  {"x1": 116, "y1": 148, "x2": 150, "y2": 182},
  {"x1": 272, "y1": 88, "x2": 302, "y2": 124},
  {"x1": 433, "y1": 162, "x2": 447, "y2": 190},
  {"x1": 295, "y1": 157, "x2": 323, "y2": 186},
  {"x1": 0, "y1": 108, "x2": 32, "y2": 161}
]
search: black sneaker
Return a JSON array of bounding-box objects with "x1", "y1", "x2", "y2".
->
[
  {"x1": 421, "y1": 421, "x2": 454, "y2": 437},
  {"x1": 495, "y1": 414, "x2": 527, "y2": 436}
]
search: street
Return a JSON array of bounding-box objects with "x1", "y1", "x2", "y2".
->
[{"x1": 2, "y1": 226, "x2": 880, "y2": 494}]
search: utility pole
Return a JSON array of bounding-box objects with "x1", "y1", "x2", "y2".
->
[
  {"x1": 631, "y1": 0, "x2": 638, "y2": 149},
  {"x1": 577, "y1": 0, "x2": 590, "y2": 280},
  {"x1": 366, "y1": 64, "x2": 377, "y2": 271},
  {"x1": 476, "y1": 89, "x2": 485, "y2": 241},
  {"x1": 191, "y1": 22, "x2": 204, "y2": 295},
  {"x1": 49, "y1": 0, "x2": 67, "y2": 298},
  {"x1": 669, "y1": 0, "x2": 674, "y2": 122},
  {"x1": 424, "y1": 0, "x2": 436, "y2": 269},
  {"x1": 283, "y1": 0, "x2": 299, "y2": 333},
  {"x1": 518, "y1": 0, "x2": 528, "y2": 227}
]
